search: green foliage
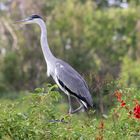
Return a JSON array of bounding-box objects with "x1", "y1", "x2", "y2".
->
[
  {"x1": 0, "y1": 0, "x2": 140, "y2": 90},
  {"x1": 0, "y1": 85, "x2": 62, "y2": 139},
  {"x1": 0, "y1": 1, "x2": 140, "y2": 139},
  {"x1": 120, "y1": 56, "x2": 140, "y2": 87},
  {"x1": 0, "y1": 85, "x2": 139, "y2": 140},
  {"x1": 2, "y1": 52, "x2": 22, "y2": 90},
  {"x1": 50, "y1": 2, "x2": 139, "y2": 76}
]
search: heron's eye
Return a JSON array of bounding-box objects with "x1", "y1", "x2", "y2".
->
[{"x1": 30, "y1": 15, "x2": 42, "y2": 19}]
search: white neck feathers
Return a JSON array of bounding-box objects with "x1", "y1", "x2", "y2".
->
[{"x1": 36, "y1": 19, "x2": 55, "y2": 64}]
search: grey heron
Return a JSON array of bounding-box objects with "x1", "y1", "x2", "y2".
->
[{"x1": 16, "y1": 15, "x2": 93, "y2": 114}]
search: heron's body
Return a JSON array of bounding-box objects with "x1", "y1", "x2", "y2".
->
[{"x1": 17, "y1": 15, "x2": 93, "y2": 113}]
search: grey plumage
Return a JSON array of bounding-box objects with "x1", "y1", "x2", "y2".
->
[
  {"x1": 17, "y1": 14, "x2": 93, "y2": 114},
  {"x1": 54, "y1": 59, "x2": 93, "y2": 108}
]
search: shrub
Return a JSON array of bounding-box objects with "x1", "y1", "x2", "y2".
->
[{"x1": 0, "y1": 84, "x2": 139, "y2": 140}]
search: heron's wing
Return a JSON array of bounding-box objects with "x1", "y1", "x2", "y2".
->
[{"x1": 55, "y1": 60, "x2": 93, "y2": 107}]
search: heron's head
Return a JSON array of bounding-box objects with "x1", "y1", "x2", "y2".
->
[{"x1": 16, "y1": 14, "x2": 43, "y2": 25}]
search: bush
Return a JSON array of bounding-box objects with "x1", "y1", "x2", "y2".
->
[{"x1": 0, "y1": 85, "x2": 139, "y2": 140}]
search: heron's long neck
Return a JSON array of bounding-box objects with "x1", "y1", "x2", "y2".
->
[{"x1": 38, "y1": 20, "x2": 55, "y2": 64}]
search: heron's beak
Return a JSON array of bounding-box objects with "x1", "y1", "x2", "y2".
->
[{"x1": 15, "y1": 18, "x2": 31, "y2": 24}]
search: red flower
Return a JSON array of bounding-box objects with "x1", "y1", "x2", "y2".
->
[
  {"x1": 133, "y1": 104, "x2": 140, "y2": 119},
  {"x1": 114, "y1": 90, "x2": 140, "y2": 119},
  {"x1": 114, "y1": 90, "x2": 126, "y2": 107},
  {"x1": 121, "y1": 100, "x2": 126, "y2": 107}
]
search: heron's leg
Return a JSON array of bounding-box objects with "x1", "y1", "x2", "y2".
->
[
  {"x1": 76, "y1": 98, "x2": 85, "y2": 112},
  {"x1": 71, "y1": 104, "x2": 83, "y2": 114},
  {"x1": 68, "y1": 97, "x2": 84, "y2": 114},
  {"x1": 68, "y1": 95, "x2": 73, "y2": 113}
]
